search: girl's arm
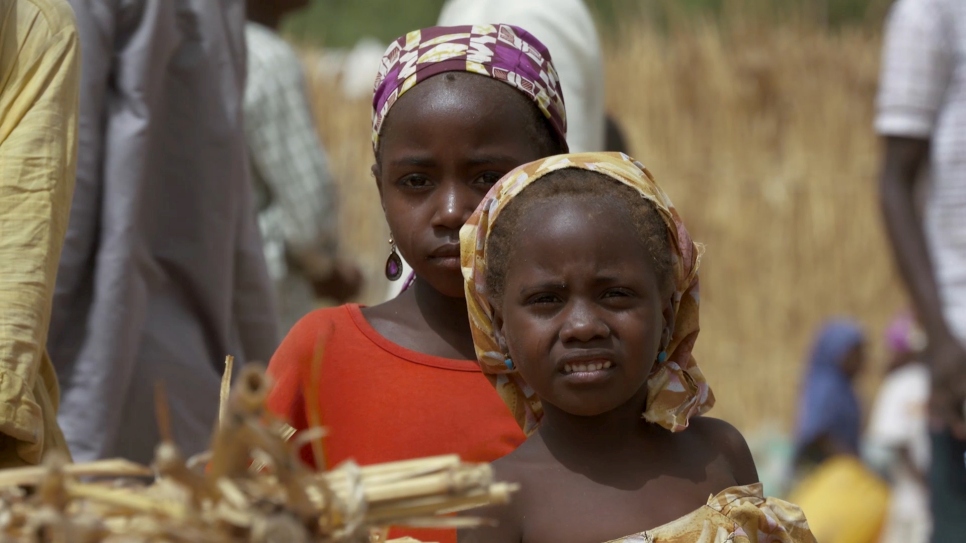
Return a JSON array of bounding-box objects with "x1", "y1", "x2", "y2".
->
[
  {"x1": 457, "y1": 460, "x2": 524, "y2": 543},
  {"x1": 457, "y1": 502, "x2": 522, "y2": 543}
]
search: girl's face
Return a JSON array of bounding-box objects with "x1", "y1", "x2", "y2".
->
[
  {"x1": 494, "y1": 197, "x2": 673, "y2": 417},
  {"x1": 374, "y1": 74, "x2": 550, "y2": 298}
]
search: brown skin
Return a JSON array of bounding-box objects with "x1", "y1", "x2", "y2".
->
[
  {"x1": 309, "y1": 260, "x2": 362, "y2": 303},
  {"x1": 604, "y1": 114, "x2": 630, "y2": 154},
  {"x1": 886, "y1": 348, "x2": 917, "y2": 373},
  {"x1": 460, "y1": 198, "x2": 758, "y2": 543},
  {"x1": 363, "y1": 74, "x2": 556, "y2": 360},
  {"x1": 840, "y1": 342, "x2": 866, "y2": 381},
  {"x1": 880, "y1": 136, "x2": 966, "y2": 438},
  {"x1": 285, "y1": 250, "x2": 363, "y2": 304}
]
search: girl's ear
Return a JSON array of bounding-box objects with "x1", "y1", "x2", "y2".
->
[
  {"x1": 371, "y1": 163, "x2": 387, "y2": 213},
  {"x1": 491, "y1": 304, "x2": 508, "y2": 354},
  {"x1": 662, "y1": 295, "x2": 676, "y2": 345}
]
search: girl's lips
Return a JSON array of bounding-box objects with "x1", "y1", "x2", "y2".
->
[
  {"x1": 429, "y1": 244, "x2": 461, "y2": 258},
  {"x1": 431, "y1": 256, "x2": 461, "y2": 269},
  {"x1": 428, "y1": 244, "x2": 461, "y2": 269},
  {"x1": 558, "y1": 358, "x2": 616, "y2": 385},
  {"x1": 563, "y1": 360, "x2": 613, "y2": 374}
]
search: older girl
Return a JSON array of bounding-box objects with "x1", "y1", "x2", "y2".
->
[{"x1": 266, "y1": 24, "x2": 569, "y2": 543}]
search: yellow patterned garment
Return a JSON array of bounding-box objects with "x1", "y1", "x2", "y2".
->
[
  {"x1": 0, "y1": 0, "x2": 78, "y2": 465},
  {"x1": 460, "y1": 152, "x2": 713, "y2": 436},
  {"x1": 603, "y1": 484, "x2": 818, "y2": 543}
]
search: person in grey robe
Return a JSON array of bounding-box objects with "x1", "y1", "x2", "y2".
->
[{"x1": 47, "y1": 0, "x2": 280, "y2": 464}]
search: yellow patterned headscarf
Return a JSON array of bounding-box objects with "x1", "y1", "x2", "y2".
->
[{"x1": 460, "y1": 152, "x2": 714, "y2": 435}]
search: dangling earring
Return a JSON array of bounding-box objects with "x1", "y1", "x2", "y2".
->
[
  {"x1": 504, "y1": 356, "x2": 514, "y2": 370},
  {"x1": 385, "y1": 234, "x2": 403, "y2": 281},
  {"x1": 656, "y1": 326, "x2": 670, "y2": 363}
]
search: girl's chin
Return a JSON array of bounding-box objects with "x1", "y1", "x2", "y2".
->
[
  {"x1": 413, "y1": 272, "x2": 467, "y2": 299},
  {"x1": 548, "y1": 399, "x2": 631, "y2": 418},
  {"x1": 545, "y1": 385, "x2": 648, "y2": 417}
]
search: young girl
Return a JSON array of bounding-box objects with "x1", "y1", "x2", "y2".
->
[
  {"x1": 266, "y1": 24, "x2": 569, "y2": 542},
  {"x1": 459, "y1": 153, "x2": 816, "y2": 542}
]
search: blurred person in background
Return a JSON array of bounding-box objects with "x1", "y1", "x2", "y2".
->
[
  {"x1": 876, "y1": 0, "x2": 966, "y2": 539},
  {"x1": 437, "y1": 0, "x2": 604, "y2": 153},
  {"x1": 788, "y1": 320, "x2": 889, "y2": 543},
  {"x1": 0, "y1": 0, "x2": 78, "y2": 466},
  {"x1": 605, "y1": 114, "x2": 630, "y2": 154},
  {"x1": 864, "y1": 312, "x2": 931, "y2": 543},
  {"x1": 792, "y1": 320, "x2": 866, "y2": 474},
  {"x1": 49, "y1": 0, "x2": 279, "y2": 464},
  {"x1": 245, "y1": 0, "x2": 363, "y2": 333}
]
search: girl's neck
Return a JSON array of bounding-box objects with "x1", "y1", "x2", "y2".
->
[
  {"x1": 414, "y1": 275, "x2": 471, "y2": 327},
  {"x1": 538, "y1": 388, "x2": 656, "y2": 459},
  {"x1": 395, "y1": 276, "x2": 476, "y2": 359}
]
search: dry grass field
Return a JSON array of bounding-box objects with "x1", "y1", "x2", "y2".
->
[{"x1": 297, "y1": 12, "x2": 904, "y2": 434}]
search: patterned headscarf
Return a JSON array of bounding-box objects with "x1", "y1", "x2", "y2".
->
[
  {"x1": 371, "y1": 24, "x2": 568, "y2": 153},
  {"x1": 460, "y1": 152, "x2": 714, "y2": 435}
]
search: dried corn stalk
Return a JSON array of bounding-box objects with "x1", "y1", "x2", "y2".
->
[{"x1": 0, "y1": 364, "x2": 515, "y2": 542}]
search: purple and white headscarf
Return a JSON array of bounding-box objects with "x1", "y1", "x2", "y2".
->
[{"x1": 371, "y1": 24, "x2": 568, "y2": 153}]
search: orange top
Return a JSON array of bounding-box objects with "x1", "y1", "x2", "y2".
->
[{"x1": 266, "y1": 304, "x2": 525, "y2": 543}]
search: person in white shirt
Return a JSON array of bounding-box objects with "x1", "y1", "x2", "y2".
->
[
  {"x1": 876, "y1": 0, "x2": 966, "y2": 539},
  {"x1": 245, "y1": 0, "x2": 362, "y2": 332},
  {"x1": 864, "y1": 313, "x2": 931, "y2": 543},
  {"x1": 437, "y1": 0, "x2": 605, "y2": 153}
]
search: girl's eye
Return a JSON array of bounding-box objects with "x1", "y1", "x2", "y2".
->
[
  {"x1": 474, "y1": 171, "x2": 503, "y2": 186},
  {"x1": 398, "y1": 174, "x2": 432, "y2": 189},
  {"x1": 526, "y1": 293, "x2": 561, "y2": 306},
  {"x1": 603, "y1": 288, "x2": 634, "y2": 299}
]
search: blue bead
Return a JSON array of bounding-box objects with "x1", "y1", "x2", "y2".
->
[
  {"x1": 504, "y1": 357, "x2": 514, "y2": 370},
  {"x1": 657, "y1": 351, "x2": 668, "y2": 363}
]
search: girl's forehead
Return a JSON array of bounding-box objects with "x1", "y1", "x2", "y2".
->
[
  {"x1": 509, "y1": 197, "x2": 634, "y2": 254},
  {"x1": 505, "y1": 212, "x2": 658, "y2": 289},
  {"x1": 386, "y1": 73, "x2": 533, "y2": 123},
  {"x1": 377, "y1": 76, "x2": 551, "y2": 160}
]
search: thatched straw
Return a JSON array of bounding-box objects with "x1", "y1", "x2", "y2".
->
[{"x1": 0, "y1": 365, "x2": 515, "y2": 542}]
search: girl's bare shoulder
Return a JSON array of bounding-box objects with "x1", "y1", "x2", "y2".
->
[{"x1": 686, "y1": 416, "x2": 760, "y2": 485}]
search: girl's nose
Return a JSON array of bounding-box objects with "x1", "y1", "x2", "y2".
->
[
  {"x1": 560, "y1": 300, "x2": 610, "y2": 343},
  {"x1": 431, "y1": 182, "x2": 475, "y2": 230}
]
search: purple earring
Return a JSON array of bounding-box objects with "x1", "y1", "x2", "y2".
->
[{"x1": 385, "y1": 235, "x2": 402, "y2": 281}]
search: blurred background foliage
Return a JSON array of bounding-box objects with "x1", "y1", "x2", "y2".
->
[{"x1": 282, "y1": 0, "x2": 892, "y2": 48}]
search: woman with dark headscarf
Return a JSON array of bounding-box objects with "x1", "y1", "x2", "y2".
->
[
  {"x1": 793, "y1": 320, "x2": 866, "y2": 471},
  {"x1": 788, "y1": 320, "x2": 893, "y2": 543}
]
